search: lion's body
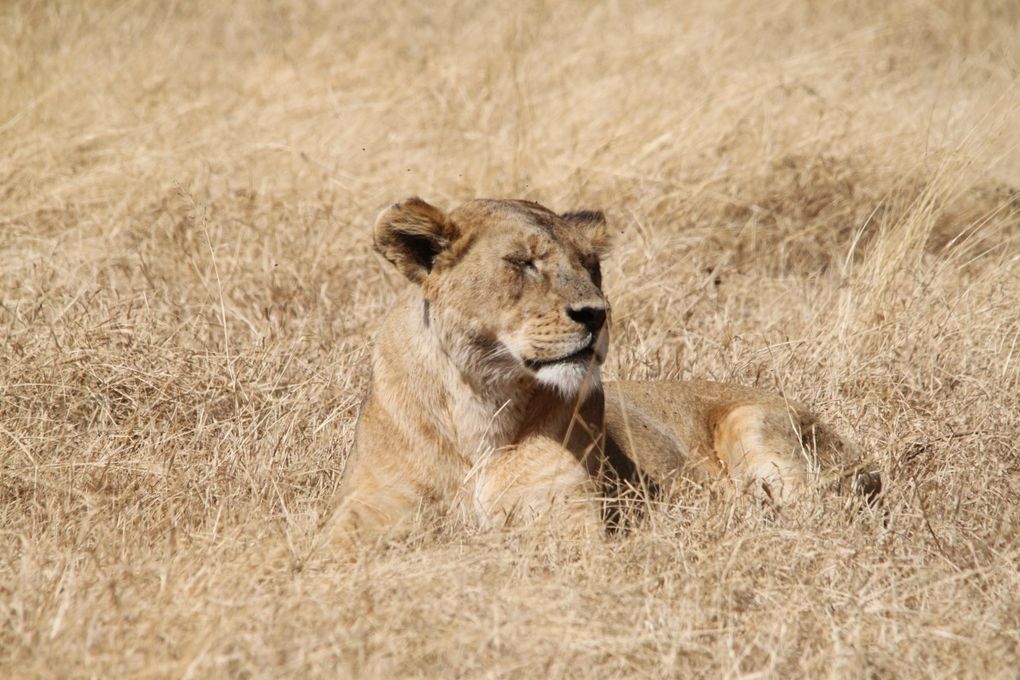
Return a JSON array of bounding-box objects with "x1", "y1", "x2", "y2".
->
[
  {"x1": 602, "y1": 380, "x2": 863, "y2": 498},
  {"x1": 328, "y1": 198, "x2": 877, "y2": 549}
]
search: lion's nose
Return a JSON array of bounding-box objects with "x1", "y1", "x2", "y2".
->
[{"x1": 567, "y1": 304, "x2": 607, "y2": 336}]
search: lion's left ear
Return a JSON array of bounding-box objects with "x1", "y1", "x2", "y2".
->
[{"x1": 561, "y1": 210, "x2": 610, "y2": 256}]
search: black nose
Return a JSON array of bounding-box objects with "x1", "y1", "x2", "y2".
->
[{"x1": 567, "y1": 304, "x2": 607, "y2": 336}]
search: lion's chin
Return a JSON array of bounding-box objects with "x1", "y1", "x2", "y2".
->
[{"x1": 534, "y1": 362, "x2": 602, "y2": 401}]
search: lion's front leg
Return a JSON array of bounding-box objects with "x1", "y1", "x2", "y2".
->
[
  {"x1": 323, "y1": 444, "x2": 428, "y2": 554},
  {"x1": 472, "y1": 437, "x2": 603, "y2": 536},
  {"x1": 326, "y1": 488, "x2": 420, "y2": 552}
]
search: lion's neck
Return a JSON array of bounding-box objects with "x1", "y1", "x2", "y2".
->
[
  {"x1": 377, "y1": 292, "x2": 569, "y2": 461},
  {"x1": 427, "y1": 338, "x2": 537, "y2": 460}
]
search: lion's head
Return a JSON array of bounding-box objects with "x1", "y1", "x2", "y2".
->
[{"x1": 374, "y1": 197, "x2": 611, "y2": 397}]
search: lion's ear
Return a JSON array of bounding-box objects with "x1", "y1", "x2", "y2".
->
[
  {"x1": 374, "y1": 198, "x2": 458, "y2": 284},
  {"x1": 561, "y1": 210, "x2": 610, "y2": 256}
]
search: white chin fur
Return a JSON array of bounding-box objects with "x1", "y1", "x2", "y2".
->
[{"x1": 535, "y1": 363, "x2": 602, "y2": 400}]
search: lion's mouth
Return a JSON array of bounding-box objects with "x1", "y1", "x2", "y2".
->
[{"x1": 523, "y1": 337, "x2": 598, "y2": 371}]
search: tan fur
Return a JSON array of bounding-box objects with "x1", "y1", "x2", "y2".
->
[{"x1": 327, "y1": 198, "x2": 878, "y2": 550}]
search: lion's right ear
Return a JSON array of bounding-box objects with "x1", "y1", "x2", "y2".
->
[
  {"x1": 561, "y1": 209, "x2": 611, "y2": 256},
  {"x1": 374, "y1": 198, "x2": 458, "y2": 284}
]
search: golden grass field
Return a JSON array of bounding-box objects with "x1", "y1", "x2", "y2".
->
[{"x1": 2, "y1": 0, "x2": 1019, "y2": 676}]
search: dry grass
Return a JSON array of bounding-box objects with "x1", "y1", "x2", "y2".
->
[{"x1": 2, "y1": 0, "x2": 1019, "y2": 676}]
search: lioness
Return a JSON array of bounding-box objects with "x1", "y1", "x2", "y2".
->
[{"x1": 328, "y1": 197, "x2": 879, "y2": 548}]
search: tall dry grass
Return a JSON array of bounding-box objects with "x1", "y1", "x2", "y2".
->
[{"x1": 2, "y1": 0, "x2": 1019, "y2": 676}]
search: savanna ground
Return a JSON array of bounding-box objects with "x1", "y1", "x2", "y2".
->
[{"x1": 2, "y1": 0, "x2": 1019, "y2": 676}]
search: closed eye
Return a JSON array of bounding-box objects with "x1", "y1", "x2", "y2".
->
[{"x1": 504, "y1": 255, "x2": 537, "y2": 272}]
